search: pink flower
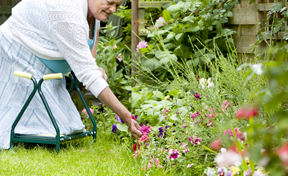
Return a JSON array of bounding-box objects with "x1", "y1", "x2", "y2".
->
[
  {"x1": 112, "y1": 45, "x2": 117, "y2": 50},
  {"x1": 235, "y1": 106, "x2": 259, "y2": 119},
  {"x1": 277, "y1": 142, "x2": 288, "y2": 166},
  {"x1": 187, "y1": 163, "x2": 194, "y2": 168},
  {"x1": 138, "y1": 135, "x2": 148, "y2": 143},
  {"x1": 223, "y1": 128, "x2": 245, "y2": 141},
  {"x1": 191, "y1": 112, "x2": 200, "y2": 121},
  {"x1": 147, "y1": 162, "x2": 152, "y2": 169},
  {"x1": 155, "y1": 17, "x2": 167, "y2": 28},
  {"x1": 168, "y1": 149, "x2": 180, "y2": 160},
  {"x1": 181, "y1": 143, "x2": 187, "y2": 149},
  {"x1": 116, "y1": 53, "x2": 122, "y2": 62},
  {"x1": 136, "y1": 41, "x2": 148, "y2": 52},
  {"x1": 183, "y1": 149, "x2": 189, "y2": 153},
  {"x1": 222, "y1": 100, "x2": 231, "y2": 110},
  {"x1": 140, "y1": 124, "x2": 151, "y2": 135},
  {"x1": 154, "y1": 158, "x2": 160, "y2": 165},
  {"x1": 82, "y1": 108, "x2": 94, "y2": 117},
  {"x1": 188, "y1": 136, "x2": 201, "y2": 145},
  {"x1": 157, "y1": 165, "x2": 163, "y2": 168},
  {"x1": 211, "y1": 138, "x2": 221, "y2": 150}
]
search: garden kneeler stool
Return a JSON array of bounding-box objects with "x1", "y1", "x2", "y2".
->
[{"x1": 10, "y1": 71, "x2": 97, "y2": 153}]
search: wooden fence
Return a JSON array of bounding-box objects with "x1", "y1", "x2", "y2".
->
[{"x1": 138, "y1": 0, "x2": 288, "y2": 58}]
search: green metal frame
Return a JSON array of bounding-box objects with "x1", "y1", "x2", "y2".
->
[{"x1": 10, "y1": 73, "x2": 97, "y2": 153}]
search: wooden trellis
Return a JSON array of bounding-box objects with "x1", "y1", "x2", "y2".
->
[{"x1": 134, "y1": 0, "x2": 288, "y2": 59}]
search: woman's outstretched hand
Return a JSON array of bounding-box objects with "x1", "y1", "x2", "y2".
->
[{"x1": 128, "y1": 119, "x2": 143, "y2": 138}]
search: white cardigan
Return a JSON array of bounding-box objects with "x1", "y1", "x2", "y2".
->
[{"x1": 0, "y1": 0, "x2": 108, "y2": 98}]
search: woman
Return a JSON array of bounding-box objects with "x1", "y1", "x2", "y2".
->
[{"x1": 0, "y1": 0, "x2": 142, "y2": 149}]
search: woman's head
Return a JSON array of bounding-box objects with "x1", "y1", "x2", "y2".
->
[{"x1": 87, "y1": 0, "x2": 123, "y2": 21}]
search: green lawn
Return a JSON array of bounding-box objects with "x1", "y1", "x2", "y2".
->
[{"x1": 0, "y1": 134, "x2": 175, "y2": 176}]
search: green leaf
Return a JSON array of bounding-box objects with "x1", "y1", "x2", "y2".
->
[
  {"x1": 170, "y1": 114, "x2": 179, "y2": 121},
  {"x1": 175, "y1": 33, "x2": 183, "y2": 41},
  {"x1": 152, "y1": 126, "x2": 162, "y2": 132},
  {"x1": 203, "y1": 119, "x2": 209, "y2": 123},
  {"x1": 163, "y1": 9, "x2": 172, "y2": 22},
  {"x1": 190, "y1": 26, "x2": 200, "y2": 32},
  {"x1": 208, "y1": 26, "x2": 213, "y2": 31},
  {"x1": 165, "y1": 43, "x2": 177, "y2": 50},
  {"x1": 272, "y1": 3, "x2": 282, "y2": 12},
  {"x1": 226, "y1": 11, "x2": 233, "y2": 17},
  {"x1": 116, "y1": 123, "x2": 128, "y2": 132},
  {"x1": 198, "y1": 20, "x2": 204, "y2": 28},
  {"x1": 143, "y1": 58, "x2": 161, "y2": 71},
  {"x1": 168, "y1": 89, "x2": 179, "y2": 97},
  {"x1": 167, "y1": 4, "x2": 182, "y2": 13},
  {"x1": 177, "y1": 99, "x2": 184, "y2": 106}
]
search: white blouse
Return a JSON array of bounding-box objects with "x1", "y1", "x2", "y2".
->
[{"x1": 0, "y1": 0, "x2": 108, "y2": 98}]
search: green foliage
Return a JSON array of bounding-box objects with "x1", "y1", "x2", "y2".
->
[
  {"x1": 96, "y1": 22, "x2": 132, "y2": 107},
  {"x1": 137, "y1": 0, "x2": 236, "y2": 82}
]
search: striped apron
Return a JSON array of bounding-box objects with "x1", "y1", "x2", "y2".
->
[{"x1": 0, "y1": 31, "x2": 85, "y2": 149}]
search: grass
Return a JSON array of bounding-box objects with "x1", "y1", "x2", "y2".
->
[{"x1": 0, "y1": 133, "x2": 175, "y2": 176}]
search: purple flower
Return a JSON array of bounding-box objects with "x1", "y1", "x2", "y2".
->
[
  {"x1": 158, "y1": 127, "x2": 164, "y2": 137},
  {"x1": 176, "y1": 111, "x2": 179, "y2": 114},
  {"x1": 194, "y1": 93, "x2": 202, "y2": 99},
  {"x1": 115, "y1": 114, "x2": 124, "y2": 123},
  {"x1": 226, "y1": 170, "x2": 233, "y2": 176},
  {"x1": 112, "y1": 124, "x2": 117, "y2": 133},
  {"x1": 135, "y1": 115, "x2": 138, "y2": 119},
  {"x1": 136, "y1": 41, "x2": 148, "y2": 53}
]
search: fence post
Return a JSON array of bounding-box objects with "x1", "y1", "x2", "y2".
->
[{"x1": 131, "y1": 0, "x2": 139, "y2": 79}]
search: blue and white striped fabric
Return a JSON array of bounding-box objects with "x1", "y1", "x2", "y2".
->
[{"x1": 0, "y1": 31, "x2": 85, "y2": 149}]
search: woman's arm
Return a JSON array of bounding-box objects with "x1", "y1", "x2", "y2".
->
[{"x1": 97, "y1": 87, "x2": 143, "y2": 138}]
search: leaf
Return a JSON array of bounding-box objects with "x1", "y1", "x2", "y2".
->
[
  {"x1": 163, "y1": 9, "x2": 172, "y2": 22},
  {"x1": 226, "y1": 11, "x2": 233, "y2": 17},
  {"x1": 198, "y1": 20, "x2": 204, "y2": 28},
  {"x1": 152, "y1": 126, "x2": 162, "y2": 132},
  {"x1": 143, "y1": 58, "x2": 161, "y2": 71},
  {"x1": 177, "y1": 99, "x2": 184, "y2": 106},
  {"x1": 170, "y1": 114, "x2": 179, "y2": 121},
  {"x1": 208, "y1": 26, "x2": 213, "y2": 31},
  {"x1": 190, "y1": 26, "x2": 200, "y2": 32},
  {"x1": 163, "y1": 33, "x2": 175, "y2": 43},
  {"x1": 165, "y1": 43, "x2": 177, "y2": 50},
  {"x1": 167, "y1": 4, "x2": 182, "y2": 13},
  {"x1": 203, "y1": 119, "x2": 209, "y2": 123},
  {"x1": 272, "y1": 3, "x2": 282, "y2": 12},
  {"x1": 175, "y1": 33, "x2": 183, "y2": 41},
  {"x1": 116, "y1": 123, "x2": 128, "y2": 132},
  {"x1": 194, "y1": 58, "x2": 199, "y2": 66}
]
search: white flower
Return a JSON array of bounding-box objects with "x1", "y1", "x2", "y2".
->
[
  {"x1": 253, "y1": 170, "x2": 267, "y2": 176},
  {"x1": 199, "y1": 77, "x2": 214, "y2": 88},
  {"x1": 234, "y1": 161, "x2": 242, "y2": 167},
  {"x1": 207, "y1": 78, "x2": 214, "y2": 88},
  {"x1": 215, "y1": 150, "x2": 242, "y2": 167},
  {"x1": 199, "y1": 78, "x2": 206, "y2": 89},
  {"x1": 203, "y1": 167, "x2": 216, "y2": 176},
  {"x1": 220, "y1": 148, "x2": 227, "y2": 153}
]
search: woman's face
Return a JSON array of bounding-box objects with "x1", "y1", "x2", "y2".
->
[{"x1": 87, "y1": 0, "x2": 123, "y2": 21}]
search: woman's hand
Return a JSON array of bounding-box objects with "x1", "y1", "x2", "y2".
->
[
  {"x1": 98, "y1": 67, "x2": 107, "y2": 81},
  {"x1": 128, "y1": 119, "x2": 143, "y2": 138}
]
